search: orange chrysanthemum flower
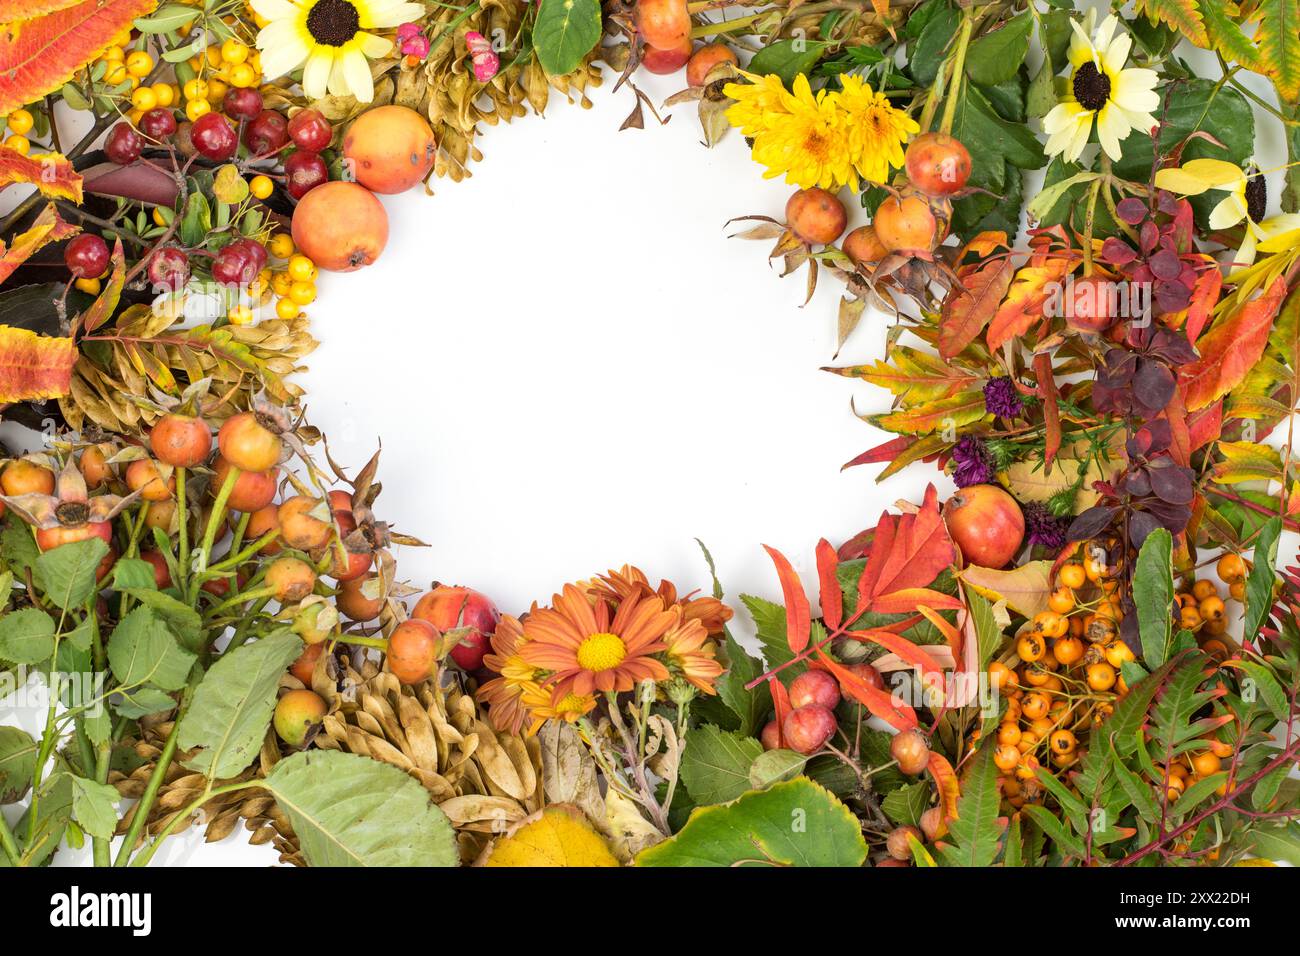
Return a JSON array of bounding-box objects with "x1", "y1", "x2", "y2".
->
[
  {"x1": 520, "y1": 584, "x2": 675, "y2": 696},
  {"x1": 476, "y1": 614, "x2": 541, "y2": 735},
  {"x1": 590, "y1": 566, "x2": 734, "y2": 636},
  {"x1": 662, "y1": 611, "x2": 724, "y2": 695}
]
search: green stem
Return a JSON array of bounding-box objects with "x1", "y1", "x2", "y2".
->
[
  {"x1": 938, "y1": 13, "x2": 973, "y2": 134},
  {"x1": 691, "y1": 12, "x2": 762, "y2": 37},
  {"x1": 129, "y1": 780, "x2": 258, "y2": 867},
  {"x1": 176, "y1": 466, "x2": 190, "y2": 602},
  {"x1": 0, "y1": 811, "x2": 19, "y2": 865},
  {"x1": 198, "y1": 465, "x2": 240, "y2": 572},
  {"x1": 114, "y1": 691, "x2": 190, "y2": 866}
]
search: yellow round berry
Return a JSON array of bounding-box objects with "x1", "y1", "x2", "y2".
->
[
  {"x1": 228, "y1": 304, "x2": 255, "y2": 326},
  {"x1": 6, "y1": 109, "x2": 34, "y2": 135},
  {"x1": 185, "y1": 98, "x2": 211, "y2": 122},
  {"x1": 3, "y1": 134, "x2": 30, "y2": 155},
  {"x1": 151, "y1": 83, "x2": 176, "y2": 107},
  {"x1": 131, "y1": 87, "x2": 157, "y2": 112},
  {"x1": 125, "y1": 50, "x2": 154, "y2": 77},
  {"x1": 250, "y1": 174, "x2": 274, "y2": 199},
  {"x1": 103, "y1": 45, "x2": 125, "y2": 62},
  {"x1": 228, "y1": 63, "x2": 256, "y2": 88},
  {"x1": 221, "y1": 40, "x2": 249, "y2": 64},
  {"x1": 183, "y1": 79, "x2": 209, "y2": 102},
  {"x1": 104, "y1": 63, "x2": 129, "y2": 85},
  {"x1": 206, "y1": 78, "x2": 228, "y2": 102},
  {"x1": 206, "y1": 46, "x2": 224, "y2": 68},
  {"x1": 288, "y1": 281, "x2": 316, "y2": 306},
  {"x1": 287, "y1": 255, "x2": 316, "y2": 282},
  {"x1": 74, "y1": 277, "x2": 102, "y2": 295},
  {"x1": 275, "y1": 297, "x2": 301, "y2": 320},
  {"x1": 270, "y1": 270, "x2": 293, "y2": 296},
  {"x1": 267, "y1": 233, "x2": 295, "y2": 259}
]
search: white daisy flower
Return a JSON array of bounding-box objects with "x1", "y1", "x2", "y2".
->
[
  {"x1": 251, "y1": 0, "x2": 424, "y2": 104},
  {"x1": 1042, "y1": 12, "x2": 1160, "y2": 164}
]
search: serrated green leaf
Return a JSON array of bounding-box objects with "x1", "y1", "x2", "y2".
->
[
  {"x1": 0, "y1": 608, "x2": 55, "y2": 665},
  {"x1": 882, "y1": 779, "x2": 931, "y2": 827},
  {"x1": 680, "y1": 724, "x2": 764, "y2": 806},
  {"x1": 35, "y1": 537, "x2": 108, "y2": 611},
  {"x1": 749, "y1": 748, "x2": 807, "y2": 790},
  {"x1": 533, "y1": 0, "x2": 601, "y2": 76},
  {"x1": 964, "y1": 12, "x2": 1032, "y2": 86},
  {"x1": 0, "y1": 725, "x2": 37, "y2": 804},
  {"x1": 936, "y1": 742, "x2": 1006, "y2": 866},
  {"x1": 107, "y1": 606, "x2": 195, "y2": 692},
  {"x1": 717, "y1": 633, "x2": 771, "y2": 736},
  {"x1": 66, "y1": 774, "x2": 119, "y2": 840},
  {"x1": 1134, "y1": 528, "x2": 1175, "y2": 667}
]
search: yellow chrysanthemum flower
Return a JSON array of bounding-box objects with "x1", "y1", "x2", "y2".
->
[
  {"x1": 251, "y1": 0, "x2": 423, "y2": 104},
  {"x1": 725, "y1": 72, "x2": 917, "y2": 192},
  {"x1": 837, "y1": 75, "x2": 919, "y2": 186}
]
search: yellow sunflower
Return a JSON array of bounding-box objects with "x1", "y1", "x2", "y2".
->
[
  {"x1": 837, "y1": 75, "x2": 918, "y2": 186},
  {"x1": 475, "y1": 614, "x2": 542, "y2": 736},
  {"x1": 251, "y1": 0, "x2": 423, "y2": 103},
  {"x1": 519, "y1": 584, "x2": 675, "y2": 697}
]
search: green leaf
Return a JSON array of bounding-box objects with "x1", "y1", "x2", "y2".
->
[
  {"x1": 111, "y1": 557, "x2": 158, "y2": 592},
  {"x1": 965, "y1": 12, "x2": 1032, "y2": 86},
  {"x1": 122, "y1": 589, "x2": 204, "y2": 652},
  {"x1": 749, "y1": 748, "x2": 807, "y2": 790},
  {"x1": 716, "y1": 633, "x2": 770, "y2": 736},
  {"x1": 112, "y1": 686, "x2": 179, "y2": 719},
  {"x1": 179, "y1": 190, "x2": 212, "y2": 247},
  {"x1": 1252, "y1": 0, "x2": 1300, "y2": 103},
  {"x1": 1102, "y1": 655, "x2": 1182, "y2": 756},
  {"x1": 35, "y1": 537, "x2": 108, "y2": 611},
  {"x1": 739, "y1": 594, "x2": 804, "y2": 681},
  {"x1": 0, "y1": 608, "x2": 55, "y2": 665},
  {"x1": 1134, "y1": 528, "x2": 1175, "y2": 667},
  {"x1": 66, "y1": 775, "x2": 120, "y2": 840},
  {"x1": 909, "y1": 2, "x2": 961, "y2": 88},
  {"x1": 1112, "y1": 79, "x2": 1253, "y2": 183},
  {"x1": 966, "y1": 588, "x2": 1003, "y2": 667},
  {"x1": 679, "y1": 724, "x2": 763, "y2": 806},
  {"x1": 1243, "y1": 517, "x2": 1281, "y2": 642},
  {"x1": 532, "y1": 0, "x2": 601, "y2": 76},
  {"x1": 1231, "y1": 660, "x2": 1289, "y2": 722},
  {"x1": 748, "y1": 39, "x2": 827, "y2": 87},
  {"x1": 936, "y1": 742, "x2": 1006, "y2": 866},
  {"x1": 262, "y1": 750, "x2": 458, "y2": 866},
  {"x1": 636, "y1": 777, "x2": 868, "y2": 866},
  {"x1": 107, "y1": 606, "x2": 196, "y2": 692},
  {"x1": 0, "y1": 725, "x2": 37, "y2": 804},
  {"x1": 881, "y1": 779, "x2": 931, "y2": 827},
  {"x1": 1003, "y1": 813, "x2": 1023, "y2": 866},
  {"x1": 178, "y1": 630, "x2": 302, "y2": 781},
  {"x1": 135, "y1": 4, "x2": 198, "y2": 33},
  {"x1": 1109, "y1": 738, "x2": 1161, "y2": 823},
  {"x1": 1150, "y1": 653, "x2": 1214, "y2": 754},
  {"x1": 1238, "y1": 822, "x2": 1300, "y2": 865},
  {"x1": 1022, "y1": 804, "x2": 1085, "y2": 860}
]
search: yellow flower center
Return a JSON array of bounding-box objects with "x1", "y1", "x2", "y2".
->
[
  {"x1": 576, "y1": 632, "x2": 627, "y2": 672},
  {"x1": 554, "y1": 693, "x2": 589, "y2": 717}
]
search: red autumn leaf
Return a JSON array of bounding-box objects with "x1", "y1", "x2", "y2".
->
[
  {"x1": 985, "y1": 257, "x2": 1074, "y2": 352},
  {"x1": 867, "y1": 586, "x2": 962, "y2": 616},
  {"x1": 852, "y1": 484, "x2": 955, "y2": 619},
  {"x1": 1179, "y1": 276, "x2": 1288, "y2": 411},
  {"x1": 0, "y1": 202, "x2": 78, "y2": 286},
  {"x1": 844, "y1": 627, "x2": 946, "y2": 680},
  {"x1": 0, "y1": 0, "x2": 82, "y2": 18},
  {"x1": 0, "y1": 325, "x2": 76, "y2": 403},
  {"x1": 1032, "y1": 351, "x2": 1060, "y2": 467},
  {"x1": 1184, "y1": 265, "x2": 1222, "y2": 343},
  {"x1": 1163, "y1": 385, "x2": 1194, "y2": 467},
  {"x1": 939, "y1": 257, "x2": 1014, "y2": 359},
  {"x1": 814, "y1": 538, "x2": 842, "y2": 632},
  {"x1": 0, "y1": 145, "x2": 82, "y2": 203},
  {"x1": 762, "y1": 545, "x2": 811, "y2": 654},
  {"x1": 812, "y1": 649, "x2": 918, "y2": 732},
  {"x1": 0, "y1": 0, "x2": 157, "y2": 116},
  {"x1": 927, "y1": 751, "x2": 961, "y2": 821},
  {"x1": 1188, "y1": 399, "x2": 1222, "y2": 452},
  {"x1": 841, "y1": 434, "x2": 915, "y2": 471},
  {"x1": 768, "y1": 676, "x2": 792, "y2": 746}
]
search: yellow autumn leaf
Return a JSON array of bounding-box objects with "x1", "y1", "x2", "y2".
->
[
  {"x1": 481, "y1": 805, "x2": 620, "y2": 867},
  {"x1": 1002, "y1": 456, "x2": 1110, "y2": 511},
  {"x1": 1212, "y1": 440, "x2": 1283, "y2": 485},
  {"x1": 959, "y1": 560, "x2": 1053, "y2": 619},
  {"x1": 1153, "y1": 158, "x2": 1244, "y2": 197}
]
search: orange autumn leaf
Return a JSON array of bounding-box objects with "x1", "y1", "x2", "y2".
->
[
  {"x1": 768, "y1": 676, "x2": 792, "y2": 746},
  {"x1": 1184, "y1": 265, "x2": 1222, "y2": 343},
  {"x1": 843, "y1": 626, "x2": 946, "y2": 680},
  {"x1": 0, "y1": 0, "x2": 157, "y2": 116},
  {"x1": 0, "y1": 325, "x2": 76, "y2": 403},
  {"x1": 762, "y1": 544, "x2": 811, "y2": 654},
  {"x1": 1179, "y1": 276, "x2": 1288, "y2": 411},
  {"x1": 0, "y1": 145, "x2": 82, "y2": 203},
  {"x1": 814, "y1": 537, "x2": 842, "y2": 632},
  {"x1": 985, "y1": 257, "x2": 1074, "y2": 351},
  {"x1": 927, "y1": 751, "x2": 961, "y2": 822},
  {"x1": 0, "y1": 202, "x2": 78, "y2": 286},
  {"x1": 939, "y1": 257, "x2": 1014, "y2": 359},
  {"x1": 0, "y1": 0, "x2": 82, "y2": 18},
  {"x1": 852, "y1": 483, "x2": 956, "y2": 620}
]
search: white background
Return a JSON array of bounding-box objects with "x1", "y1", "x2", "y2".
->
[{"x1": 3, "y1": 29, "x2": 1292, "y2": 865}]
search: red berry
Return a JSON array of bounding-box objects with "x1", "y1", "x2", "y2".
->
[
  {"x1": 63, "y1": 234, "x2": 110, "y2": 279},
  {"x1": 211, "y1": 238, "x2": 265, "y2": 287},
  {"x1": 147, "y1": 246, "x2": 189, "y2": 291},
  {"x1": 190, "y1": 112, "x2": 238, "y2": 161},
  {"x1": 760, "y1": 720, "x2": 782, "y2": 751},
  {"x1": 284, "y1": 150, "x2": 328, "y2": 200},
  {"x1": 137, "y1": 109, "x2": 177, "y2": 141},
  {"x1": 223, "y1": 87, "x2": 264, "y2": 121},
  {"x1": 287, "y1": 108, "x2": 332, "y2": 152},
  {"x1": 890, "y1": 729, "x2": 931, "y2": 775},
  {"x1": 243, "y1": 109, "x2": 288, "y2": 156},
  {"x1": 104, "y1": 122, "x2": 144, "y2": 164},
  {"x1": 781, "y1": 704, "x2": 837, "y2": 755},
  {"x1": 844, "y1": 661, "x2": 885, "y2": 692},
  {"x1": 789, "y1": 669, "x2": 841, "y2": 710}
]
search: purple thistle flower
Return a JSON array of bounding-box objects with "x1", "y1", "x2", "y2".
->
[
  {"x1": 951, "y1": 436, "x2": 994, "y2": 487},
  {"x1": 983, "y1": 376, "x2": 1024, "y2": 418},
  {"x1": 1024, "y1": 502, "x2": 1068, "y2": 551}
]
